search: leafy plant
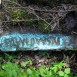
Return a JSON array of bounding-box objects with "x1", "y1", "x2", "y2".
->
[
  {"x1": 4, "y1": 53, "x2": 15, "y2": 61},
  {"x1": 21, "y1": 58, "x2": 32, "y2": 67},
  {"x1": 26, "y1": 67, "x2": 39, "y2": 77},
  {"x1": 0, "y1": 61, "x2": 75, "y2": 77},
  {"x1": 38, "y1": 66, "x2": 51, "y2": 77},
  {"x1": 0, "y1": 62, "x2": 26, "y2": 77},
  {"x1": 10, "y1": 9, "x2": 35, "y2": 20},
  {"x1": 73, "y1": 70, "x2": 77, "y2": 77},
  {"x1": 58, "y1": 68, "x2": 71, "y2": 77},
  {"x1": 51, "y1": 62, "x2": 71, "y2": 77}
]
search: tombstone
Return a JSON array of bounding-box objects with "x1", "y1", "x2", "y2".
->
[{"x1": 0, "y1": 0, "x2": 77, "y2": 52}]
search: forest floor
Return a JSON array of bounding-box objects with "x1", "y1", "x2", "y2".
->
[
  {"x1": 0, "y1": 1, "x2": 77, "y2": 77},
  {"x1": 0, "y1": 51, "x2": 77, "y2": 71}
]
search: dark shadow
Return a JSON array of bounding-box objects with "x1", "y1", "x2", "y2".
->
[{"x1": 59, "y1": 11, "x2": 77, "y2": 34}]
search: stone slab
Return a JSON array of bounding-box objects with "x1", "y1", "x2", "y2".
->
[{"x1": 0, "y1": 33, "x2": 76, "y2": 52}]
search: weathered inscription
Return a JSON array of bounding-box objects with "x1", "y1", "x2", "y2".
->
[{"x1": 0, "y1": 33, "x2": 73, "y2": 51}]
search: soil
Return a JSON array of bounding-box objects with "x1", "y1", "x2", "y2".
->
[{"x1": 0, "y1": 51, "x2": 77, "y2": 70}]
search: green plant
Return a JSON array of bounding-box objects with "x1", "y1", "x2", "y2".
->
[
  {"x1": 4, "y1": 53, "x2": 15, "y2": 61},
  {"x1": 26, "y1": 67, "x2": 39, "y2": 77},
  {"x1": 0, "y1": 62, "x2": 26, "y2": 77},
  {"x1": 0, "y1": 61, "x2": 75, "y2": 77},
  {"x1": 73, "y1": 69, "x2": 77, "y2": 77},
  {"x1": 51, "y1": 62, "x2": 71, "y2": 77},
  {"x1": 10, "y1": 8, "x2": 36, "y2": 20},
  {"x1": 58, "y1": 68, "x2": 70, "y2": 77},
  {"x1": 21, "y1": 58, "x2": 32, "y2": 67},
  {"x1": 38, "y1": 66, "x2": 51, "y2": 77}
]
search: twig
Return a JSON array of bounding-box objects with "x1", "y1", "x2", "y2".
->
[{"x1": 0, "y1": 18, "x2": 52, "y2": 22}]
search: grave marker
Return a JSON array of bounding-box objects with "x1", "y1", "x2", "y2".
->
[{"x1": 0, "y1": 33, "x2": 76, "y2": 52}]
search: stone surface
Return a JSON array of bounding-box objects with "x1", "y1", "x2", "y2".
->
[{"x1": 0, "y1": 33, "x2": 76, "y2": 52}]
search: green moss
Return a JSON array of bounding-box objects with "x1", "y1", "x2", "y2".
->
[
  {"x1": 4, "y1": 0, "x2": 18, "y2": 7},
  {"x1": 10, "y1": 9, "x2": 35, "y2": 20},
  {"x1": 38, "y1": 20, "x2": 51, "y2": 33}
]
